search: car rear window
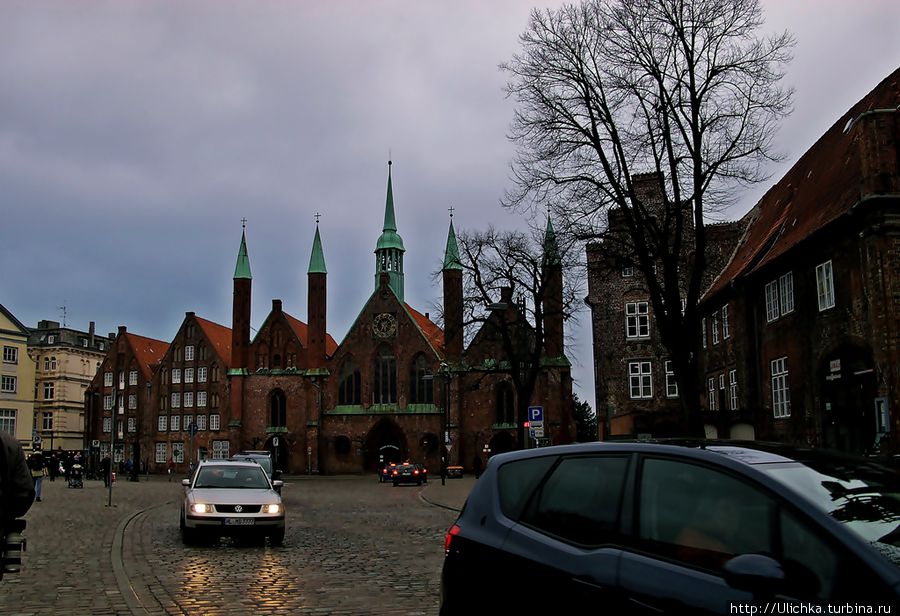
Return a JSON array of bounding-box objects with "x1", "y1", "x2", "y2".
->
[{"x1": 497, "y1": 456, "x2": 557, "y2": 520}]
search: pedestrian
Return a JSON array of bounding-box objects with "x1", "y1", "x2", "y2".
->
[
  {"x1": 99, "y1": 455, "x2": 111, "y2": 488},
  {"x1": 166, "y1": 457, "x2": 174, "y2": 482},
  {"x1": 472, "y1": 455, "x2": 483, "y2": 479},
  {"x1": 1, "y1": 431, "x2": 35, "y2": 525},
  {"x1": 48, "y1": 453, "x2": 58, "y2": 482},
  {"x1": 27, "y1": 450, "x2": 45, "y2": 502}
]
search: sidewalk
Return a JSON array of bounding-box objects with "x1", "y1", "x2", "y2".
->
[{"x1": 420, "y1": 475, "x2": 476, "y2": 512}]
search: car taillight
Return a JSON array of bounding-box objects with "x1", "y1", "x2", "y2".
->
[
  {"x1": 392, "y1": 470, "x2": 398, "y2": 475},
  {"x1": 413, "y1": 469, "x2": 419, "y2": 475},
  {"x1": 444, "y1": 524, "x2": 460, "y2": 555}
]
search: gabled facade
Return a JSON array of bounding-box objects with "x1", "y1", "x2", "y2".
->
[
  {"x1": 698, "y1": 68, "x2": 900, "y2": 454},
  {"x1": 0, "y1": 304, "x2": 36, "y2": 448}
]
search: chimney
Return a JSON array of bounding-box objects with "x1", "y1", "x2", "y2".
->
[
  {"x1": 500, "y1": 286, "x2": 513, "y2": 303},
  {"x1": 424, "y1": 312, "x2": 429, "y2": 320},
  {"x1": 89, "y1": 321, "x2": 95, "y2": 346},
  {"x1": 272, "y1": 299, "x2": 283, "y2": 312}
]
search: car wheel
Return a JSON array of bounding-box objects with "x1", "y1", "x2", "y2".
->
[{"x1": 270, "y1": 528, "x2": 285, "y2": 546}]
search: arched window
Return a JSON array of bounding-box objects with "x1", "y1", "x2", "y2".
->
[
  {"x1": 338, "y1": 360, "x2": 361, "y2": 405},
  {"x1": 373, "y1": 346, "x2": 396, "y2": 405},
  {"x1": 270, "y1": 390, "x2": 286, "y2": 427},
  {"x1": 273, "y1": 354, "x2": 282, "y2": 369},
  {"x1": 409, "y1": 355, "x2": 433, "y2": 404},
  {"x1": 496, "y1": 382, "x2": 515, "y2": 425}
]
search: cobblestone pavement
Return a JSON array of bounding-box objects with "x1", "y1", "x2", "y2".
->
[{"x1": 2, "y1": 474, "x2": 475, "y2": 616}]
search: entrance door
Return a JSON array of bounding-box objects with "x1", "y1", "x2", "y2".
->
[{"x1": 820, "y1": 347, "x2": 878, "y2": 454}]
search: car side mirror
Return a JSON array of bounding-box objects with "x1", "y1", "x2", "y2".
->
[
  {"x1": 723, "y1": 554, "x2": 785, "y2": 596},
  {"x1": 273, "y1": 480, "x2": 284, "y2": 489},
  {"x1": 181, "y1": 479, "x2": 190, "y2": 487}
]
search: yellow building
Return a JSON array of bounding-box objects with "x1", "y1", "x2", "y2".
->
[
  {"x1": 29, "y1": 320, "x2": 111, "y2": 452},
  {"x1": 0, "y1": 304, "x2": 36, "y2": 449}
]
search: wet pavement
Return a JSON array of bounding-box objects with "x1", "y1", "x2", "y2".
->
[{"x1": 2, "y1": 474, "x2": 476, "y2": 615}]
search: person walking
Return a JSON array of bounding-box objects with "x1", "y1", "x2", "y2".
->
[
  {"x1": 27, "y1": 450, "x2": 44, "y2": 502},
  {"x1": 0, "y1": 431, "x2": 35, "y2": 524},
  {"x1": 99, "y1": 455, "x2": 111, "y2": 488}
]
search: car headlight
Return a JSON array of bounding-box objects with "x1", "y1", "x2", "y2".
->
[
  {"x1": 263, "y1": 504, "x2": 281, "y2": 514},
  {"x1": 191, "y1": 503, "x2": 212, "y2": 514}
]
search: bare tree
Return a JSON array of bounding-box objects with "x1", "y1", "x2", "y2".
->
[
  {"x1": 452, "y1": 225, "x2": 583, "y2": 448},
  {"x1": 502, "y1": 0, "x2": 793, "y2": 435}
]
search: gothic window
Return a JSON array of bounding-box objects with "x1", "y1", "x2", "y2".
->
[
  {"x1": 373, "y1": 345, "x2": 397, "y2": 405},
  {"x1": 273, "y1": 354, "x2": 282, "y2": 369},
  {"x1": 270, "y1": 390, "x2": 287, "y2": 428},
  {"x1": 409, "y1": 355, "x2": 433, "y2": 404},
  {"x1": 338, "y1": 360, "x2": 361, "y2": 405},
  {"x1": 496, "y1": 382, "x2": 515, "y2": 425}
]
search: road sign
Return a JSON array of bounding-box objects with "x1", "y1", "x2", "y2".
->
[
  {"x1": 273, "y1": 437, "x2": 279, "y2": 447},
  {"x1": 91, "y1": 439, "x2": 100, "y2": 448},
  {"x1": 32, "y1": 434, "x2": 42, "y2": 447},
  {"x1": 532, "y1": 426, "x2": 545, "y2": 438},
  {"x1": 307, "y1": 446, "x2": 312, "y2": 454},
  {"x1": 528, "y1": 406, "x2": 544, "y2": 427}
]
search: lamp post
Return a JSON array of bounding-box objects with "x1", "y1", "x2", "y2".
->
[
  {"x1": 108, "y1": 380, "x2": 117, "y2": 507},
  {"x1": 439, "y1": 361, "x2": 451, "y2": 486}
]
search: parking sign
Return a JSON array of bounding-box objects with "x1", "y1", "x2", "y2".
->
[{"x1": 528, "y1": 406, "x2": 544, "y2": 426}]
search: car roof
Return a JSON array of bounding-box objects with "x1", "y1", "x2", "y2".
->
[{"x1": 198, "y1": 460, "x2": 262, "y2": 469}]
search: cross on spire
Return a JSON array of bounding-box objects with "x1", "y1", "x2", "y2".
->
[
  {"x1": 241, "y1": 217, "x2": 247, "y2": 230},
  {"x1": 315, "y1": 212, "x2": 321, "y2": 224},
  {"x1": 448, "y1": 206, "x2": 455, "y2": 219}
]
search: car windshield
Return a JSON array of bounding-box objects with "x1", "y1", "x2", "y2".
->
[
  {"x1": 760, "y1": 460, "x2": 900, "y2": 566},
  {"x1": 194, "y1": 466, "x2": 270, "y2": 489}
]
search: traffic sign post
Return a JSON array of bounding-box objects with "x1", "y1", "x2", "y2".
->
[{"x1": 527, "y1": 407, "x2": 543, "y2": 448}]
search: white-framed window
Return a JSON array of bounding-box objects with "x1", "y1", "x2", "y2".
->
[
  {"x1": 119, "y1": 371, "x2": 125, "y2": 389},
  {"x1": 103, "y1": 417, "x2": 112, "y2": 433},
  {"x1": 625, "y1": 302, "x2": 650, "y2": 338},
  {"x1": 183, "y1": 415, "x2": 193, "y2": 430},
  {"x1": 128, "y1": 394, "x2": 137, "y2": 410},
  {"x1": 171, "y1": 393, "x2": 181, "y2": 409},
  {"x1": 622, "y1": 267, "x2": 634, "y2": 277},
  {"x1": 765, "y1": 281, "x2": 780, "y2": 322},
  {"x1": 171, "y1": 369, "x2": 181, "y2": 384},
  {"x1": 118, "y1": 395, "x2": 124, "y2": 414},
  {"x1": 1, "y1": 376, "x2": 16, "y2": 393},
  {"x1": 184, "y1": 392, "x2": 194, "y2": 408},
  {"x1": 628, "y1": 361, "x2": 653, "y2": 399},
  {"x1": 185, "y1": 368, "x2": 194, "y2": 384},
  {"x1": 729, "y1": 369, "x2": 738, "y2": 411},
  {"x1": 82, "y1": 338, "x2": 88, "y2": 348},
  {"x1": 104, "y1": 371, "x2": 113, "y2": 387},
  {"x1": 172, "y1": 442, "x2": 184, "y2": 463},
  {"x1": 171, "y1": 414, "x2": 181, "y2": 432},
  {"x1": 155, "y1": 442, "x2": 167, "y2": 464},
  {"x1": 3, "y1": 346, "x2": 18, "y2": 364},
  {"x1": 185, "y1": 345, "x2": 195, "y2": 362},
  {"x1": 43, "y1": 382, "x2": 55, "y2": 400},
  {"x1": 47, "y1": 334, "x2": 55, "y2": 344},
  {"x1": 198, "y1": 367, "x2": 208, "y2": 383},
  {"x1": 127, "y1": 417, "x2": 136, "y2": 433},
  {"x1": 210, "y1": 413, "x2": 220, "y2": 431},
  {"x1": 701, "y1": 318, "x2": 707, "y2": 348},
  {"x1": 129, "y1": 370, "x2": 138, "y2": 386},
  {"x1": 196, "y1": 414, "x2": 207, "y2": 431},
  {"x1": 212, "y1": 440, "x2": 229, "y2": 459},
  {"x1": 158, "y1": 415, "x2": 168, "y2": 432},
  {"x1": 104, "y1": 395, "x2": 113, "y2": 410},
  {"x1": 664, "y1": 360, "x2": 678, "y2": 398},
  {"x1": 708, "y1": 377, "x2": 717, "y2": 410},
  {"x1": 712, "y1": 312, "x2": 720, "y2": 345},
  {"x1": 722, "y1": 305, "x2": 730, "y2": 339},
  {"x1": 0, "y1": 409, "x2": 16, "y2": 435},
  {"x1": 42, "y1": 412, "x2": 53, "y2": 430},
  {"x1": 197, "y1": 391, "x2": 207, "y2": 408},
  {"x1": 779, "y1": 272, "x2": 794, "y2": 315},
  {"x1": 771, "y1": 357, "x2": 791, "y2": 418},
  {"x1": 816, "y1": 260, "x2": 835, "y2": 311},
  {"x1": 117, "y1": 420, "x2": 124, "y2": 438},
  {"x1": 99, "y1": 342, "x2": 105, "y2": 351}
]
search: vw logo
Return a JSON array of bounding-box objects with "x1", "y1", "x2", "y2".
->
[{"x1": 234, "y1": 505, "x2": 243, "y2": 513}]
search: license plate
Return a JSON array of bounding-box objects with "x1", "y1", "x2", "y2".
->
[{"x1": 224, "y1": 518, "x2": 255, "y2": 526}]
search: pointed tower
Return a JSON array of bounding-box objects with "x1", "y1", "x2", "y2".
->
[
  {"x1": 442, "y1": 212, "x2": 463, "y2": 359},
  {"x1": 307, "y1": 220, "x2": 327, "y2": 369},
  {"x1": 230, "y1": 222, "x2": 252, "y2": 428},
  {"x1": 542, "y1": 215, "x2": 564, "y2": 358},
  {"x1": 374, "y1": 160, "x2": 405, "y2": 301}
]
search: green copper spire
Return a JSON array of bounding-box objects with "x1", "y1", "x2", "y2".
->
[
  {"x1": 543, "y1": 214, "x2": 561, "y2": 267},
  {"x1": 233, "y1": 224, "x2": 252, "y2": 280},
  {"x1": 443, "y1": 216, "x2": 462, "y2": 271},
  {"x1": 374, "y1": 160, "x2": 405, "y2": 301},
  {"x1": 308, "y1": 224, "x2": 327, "y2": 274}
]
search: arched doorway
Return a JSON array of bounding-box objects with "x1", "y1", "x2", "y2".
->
[
  {"x1": 819, "y1": 344, "x2": 878, "y2": 454},
  {"x1": 489, "y1": 431, "x2": 516, "y2": 456},
  {"x1": 363, "y1": 418, "x2": 406, "y2": 471}
]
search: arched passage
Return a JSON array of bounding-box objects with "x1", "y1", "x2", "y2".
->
[{"x1": 363, "y1": 418, "x2": 407, "y2": 471}]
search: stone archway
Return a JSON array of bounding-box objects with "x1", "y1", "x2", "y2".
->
[
  {"x1": 819, "y1": 344, "x2": 878, "y2": 454},
  {"x1": 362, "y1": 418, "x2": 407, "y2": 472}
]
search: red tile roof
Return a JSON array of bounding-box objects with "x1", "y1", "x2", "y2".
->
[
  {"x1": 706, "y1": 68, "x2": 900, "y2": 298},
  {"x1": 194, "y1": 316, "x2": 233, "y2": 369},
  {"x1": 284, "y1": 313, "x2": 338, "y2": 357},
  {"x1": 405, "y1": 303, "x2": 444, "y2": 357},
  {"x1": 124, "y1": 333, "x2": 169, "y2": 381}
]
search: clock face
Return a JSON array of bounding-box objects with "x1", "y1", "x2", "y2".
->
[{"x1": 373, "y1": 313, "x2": 397, "y2": 338}]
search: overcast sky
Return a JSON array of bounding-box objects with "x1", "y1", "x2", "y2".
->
[{"x1": 2, "y1": 0, "x2": 898, "y2": 406}]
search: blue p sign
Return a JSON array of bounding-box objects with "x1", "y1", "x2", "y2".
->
[{"x1": 528, "y1": 406, "x2": 544, "y2": 423}]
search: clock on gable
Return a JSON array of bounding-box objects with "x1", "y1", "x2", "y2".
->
[{"x1": 372, "y1": 313, "x2": 397, "y2": 338}]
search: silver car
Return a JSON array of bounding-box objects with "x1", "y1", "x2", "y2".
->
[{"x1": 180, "y1": 460, "x2": 285, "y2": 545}]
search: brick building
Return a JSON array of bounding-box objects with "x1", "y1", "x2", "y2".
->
[
  {"x1": 87, "y1": 162, "x2": 574, "y2": 474},
  {"x1": 587, "y1": 67, "x2": 899, "y2": 453}
]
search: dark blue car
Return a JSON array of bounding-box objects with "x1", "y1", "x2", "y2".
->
[{"x1": 440, "y1": 441, "x2": 900, "y2": 614}]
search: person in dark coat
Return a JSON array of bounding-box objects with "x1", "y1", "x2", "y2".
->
[
  {"x1": 27, "y1": 450, "x2": 45, "y2": 502},
  {"x1": 99, "y1": 455, "x2": 111, "y2": 488},
  {"x1": 1, "y1": 431, "x2": 35, "y2": 524}
]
